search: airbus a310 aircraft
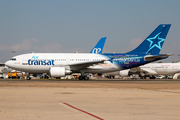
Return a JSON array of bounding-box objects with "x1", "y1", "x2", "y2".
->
[
  {"x1": 1, "y1": 37, "x2": 106, "y2": 79},
  {"x1": 5, "y1": 24, "x2": 171, "y2": 80}
]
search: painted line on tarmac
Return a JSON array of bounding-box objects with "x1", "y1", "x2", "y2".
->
[
  {"x1": 60, "y1": 102, "x2": 104, "y2": 120},
  {"x1": 59, "y1": 103, "x2": 78, "y2": 112}
]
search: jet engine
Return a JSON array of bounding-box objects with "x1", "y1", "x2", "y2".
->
[
  {"x1": 49, "y1": 67, "x2": 72, "y2": 77},
  {"x1": 119, "y1": 69, "x2": 130, "y2": 77}
]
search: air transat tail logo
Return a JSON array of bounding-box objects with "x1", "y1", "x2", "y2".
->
[
  {"x1": 92, "y1": 48, "x2": 101, "y2": 53},
  {"x1": 146, "y1": 32, "x2": 165, "y2": 53}
]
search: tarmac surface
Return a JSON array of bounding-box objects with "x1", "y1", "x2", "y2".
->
[{"x1": 0, "y1": 79, "x2": 180, "y2": 120}]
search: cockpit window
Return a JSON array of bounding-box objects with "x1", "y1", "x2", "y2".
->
[{"x1": 10, "y1": 58, "x2": 16, "y2": 61}]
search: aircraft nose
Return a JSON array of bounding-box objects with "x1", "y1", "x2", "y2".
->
[{"x1": 5, "y1": 61, "x2": 11, "y2": 68}]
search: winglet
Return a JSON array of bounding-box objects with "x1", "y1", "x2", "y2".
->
[{"x1": 90, "y1": 37, "x2": 107, "y2": 54}]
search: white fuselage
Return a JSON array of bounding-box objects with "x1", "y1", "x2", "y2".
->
[
  {"x1": 140, "y1": 63, "x2": 180, "y2": 75},
  {"x1": 5, "y1": 53, "x2": 120, "y2": 74}
]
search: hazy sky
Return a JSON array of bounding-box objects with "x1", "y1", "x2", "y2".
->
[{"x1": 0, "y1": 0, "x2": 180, "y2": 63}]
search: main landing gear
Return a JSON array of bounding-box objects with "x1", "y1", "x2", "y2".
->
[
  {"x1": 78, "y1": 71, "x2": 89, "y2": 80},
  {"x1": 78, "y1": 75, "x2": 89, "y2": 80},
  {"x1": 26, "y1": 76, "x2": 31, "y2": 80}
]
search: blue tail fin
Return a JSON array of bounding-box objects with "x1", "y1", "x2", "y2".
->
[
  {"x1": 126, "y1": 24, "x2": 171, "y2": 54},
  {"x1": 90, "y1": 37, "x2": 107, "y2": 53}
]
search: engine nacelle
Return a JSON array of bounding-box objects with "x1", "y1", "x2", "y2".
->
[
  {"x1": 119, "y1": 69, "x2": 130, "y2": 77},
  {"x1": 49, "y1": 67, "x2": 72, "y2": 77}
]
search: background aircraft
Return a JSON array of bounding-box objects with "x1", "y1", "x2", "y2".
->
[
  {"x1": 90, "y1": 37, "x2": 106, "y2": 53},
  {"x1": 5, "y1": 24, "x2": 171, "y2": 80},
  {"x1": 119, "y1": 63, "x2": 180, "y2": 79}
]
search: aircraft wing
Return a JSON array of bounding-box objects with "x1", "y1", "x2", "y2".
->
[
  {"x1": 144, "y1": 54, "x2": 173, "y2": 61},
  {"x1": 54, "y1": 60, "x2": 106, "y2": 71},
  {"x1": 140, "y1": 68, "x2": 157, "y2": 75},
  {"x1": 130, "y1": 67, "x2": 157, "y2": 75}
]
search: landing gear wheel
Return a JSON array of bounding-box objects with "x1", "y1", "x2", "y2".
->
[
  {"x1": 78, "y1": 76, "x2": 89, "y2": 80},
  {"x1": 150, "y1": 76, "x2": 155, "y2": 79},
  {"x1": 78, "y1": 76, "x2": 84, "y2": 80},
  {"x1": 26, "y1": 76, "x2": 31, "y2": 80},
  {"x1": 84, "y1": 76, "x2": 89, "y2": 80},
  {"x1": 44, "y1": 74, "x2": 49, "y2": 79}
]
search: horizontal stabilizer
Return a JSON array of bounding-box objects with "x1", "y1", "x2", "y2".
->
[{"x1": 144, "y1": 54, "x2": 173, "y2": 61}]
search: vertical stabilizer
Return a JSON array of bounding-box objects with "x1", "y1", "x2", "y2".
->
[
  {"x1": 90, "y1": 37, "x2": 107, "y2": 53},
  {"x1": 126, "y1": 24, "x2": 171, "y2": 54}
]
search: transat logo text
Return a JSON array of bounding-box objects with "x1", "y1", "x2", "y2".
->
[{"x1": 28, "y1": 59, "x2": 55, "y2": 66}]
